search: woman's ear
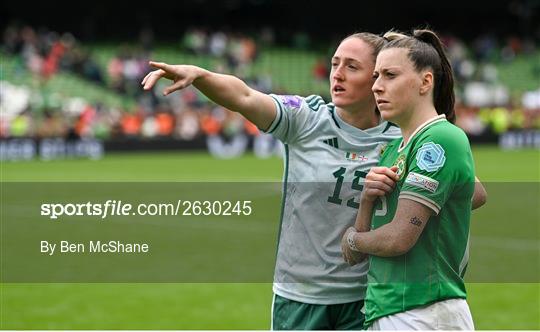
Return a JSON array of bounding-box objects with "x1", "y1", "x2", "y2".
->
[{"x1": 419, "y1": 70, "x2": 433, "y2": 95}]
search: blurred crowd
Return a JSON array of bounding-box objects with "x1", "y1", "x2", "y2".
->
[
  {"x1": 182, "y1": 28, "x2": 261, "y2": 70},
  {"x1": 1, "y1": 24, "x2": 539, "y2": 143},
  {"x1": 1, "y1": 80, "x2": 261, "y2": 141},
  {"x1": 2, "y1": 25, "x2": 104, "y2": 84}
]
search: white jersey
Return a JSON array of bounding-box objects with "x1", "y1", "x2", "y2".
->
[{"x1": 265, "y1": 94, "x2": 401, "y2": 304}]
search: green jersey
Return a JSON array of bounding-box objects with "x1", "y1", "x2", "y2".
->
[
  {"x1": 364, "y1": 115, "x2": 475, "y2": 326},
  {"x1": 265, "y1": 94, "x2": 401, "y2": 304}
]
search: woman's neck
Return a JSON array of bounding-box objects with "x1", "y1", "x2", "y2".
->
[
  {"x1": 400, "y1": 106, "x2": 439, "y2": 145},
  {"x1": 336, "y1": 106, "x2": 380, "y2": 130}
]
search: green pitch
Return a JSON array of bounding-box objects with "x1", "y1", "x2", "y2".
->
[{"x1": 1, "y1": 146, "x2": 539, "y2": 329}]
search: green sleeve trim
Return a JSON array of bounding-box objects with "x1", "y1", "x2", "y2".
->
[
  {"x1": 305, "y1": 95, "x2": 324, "y2": 112},
  {"x1": 274, "y1": 144, "x2": 289, "y2": 257},
  {"x1": 267, "y1": 95, "x2": 284, "y2": 134}
]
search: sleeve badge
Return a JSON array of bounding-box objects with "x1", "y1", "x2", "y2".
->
[{"x1": 416, "y1": 142, "x2": 446, "y2": 172}]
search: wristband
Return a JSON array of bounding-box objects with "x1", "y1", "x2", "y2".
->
[{"x1": 347, "y1": 231, "x2": 360, "y2": 252}]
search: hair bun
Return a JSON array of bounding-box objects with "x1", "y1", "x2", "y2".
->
[{"x1": 383, "y1": 30, "x2": 407, "y2": 42}]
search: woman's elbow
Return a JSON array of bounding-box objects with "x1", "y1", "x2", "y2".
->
[{"x1": 472, "y1": 184, "x2": 488, "y2": 210}]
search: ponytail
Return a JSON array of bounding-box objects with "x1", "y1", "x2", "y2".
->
[{"x1": 413, "y1": 29, "x2": 456, "y2": 123}]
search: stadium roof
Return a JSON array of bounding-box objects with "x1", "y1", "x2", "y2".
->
[{"x1": 2, "y1": 0, "x2": 538, "y2": 42}]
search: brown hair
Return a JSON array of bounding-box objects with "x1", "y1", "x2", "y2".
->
[
  {"x1": 381, "y1": 29, "x2": 456, "y2": 123},
  {"x1": 342, "y1": 32, "x2": 387, "y2": 63}
]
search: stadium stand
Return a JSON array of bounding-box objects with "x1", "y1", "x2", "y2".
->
[{"x1": 1, "y1": 24, "x2": 539, "y2": 145}]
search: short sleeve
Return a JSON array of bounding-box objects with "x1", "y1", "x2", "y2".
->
[
  {"x1": 399, "y1": 128, "x2": 474, "y2": 215},
  {"x1": 263, "y1": 94, "x2": 320, "y2": 144}
]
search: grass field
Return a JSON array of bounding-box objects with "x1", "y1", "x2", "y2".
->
[{"x1": 1, "y1": 146, "x2": 539, "y2": 329}]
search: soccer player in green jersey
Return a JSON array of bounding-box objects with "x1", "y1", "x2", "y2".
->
[
  {"x1": 142, "y1": 32, "x2": 485, "y2": 330},
  {"x1": 342, "y1": 29, "x2": 476, "y2": 330}
]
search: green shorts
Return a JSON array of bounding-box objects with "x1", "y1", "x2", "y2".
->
[{"x1": 272, "y1": 294, "x2": 365, "y2": 330}]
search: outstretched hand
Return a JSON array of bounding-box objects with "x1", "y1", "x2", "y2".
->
[{"x1": 141, "y1": 61, "x2": 201, "y2": 96}]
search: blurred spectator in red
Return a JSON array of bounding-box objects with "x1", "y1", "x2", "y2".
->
[
  {"x1": 313, "y1": 57, "x2": 329, "y2": 82},
  {"x1": 74, "y1": 105, "x2": 96, "y2": 138},
  {"x1": 155, "y1": 111, "x2": 175, "y2": 136},
  {"x1": 120, "y1": 112, "x2": 142, "y2": 137},
  {"x1": 241, "y1": 36, "x2": 258, "y2": 63},
  {"x1": 42, "y1": 38, "x2": 66, "y2": 78},
  {"x1": 244, "y1": 119, "x2": 260, "y2": 136},
  {"x1": 200, "y1": 111, "x2": 221, "y2": 136}
]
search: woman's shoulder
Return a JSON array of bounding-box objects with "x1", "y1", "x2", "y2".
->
[
  {"x1": 271, "y1": 94, "x2": 331, "y2": 113},
  {"x1": 421, "y1": 120, "x2": 470, "y2": 146}
]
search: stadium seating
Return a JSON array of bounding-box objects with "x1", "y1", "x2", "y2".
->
[{"x1": 1, "y1": 25, "x2": 539, "y2": 143}]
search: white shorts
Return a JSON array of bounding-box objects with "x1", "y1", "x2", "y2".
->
[{"x1": 368, "y1": 298, "x2": 474, "y2": 330}]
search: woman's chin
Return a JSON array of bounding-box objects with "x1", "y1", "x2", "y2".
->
[
  {"x1": 331, "y1": 98, "x2": 347, "y2": 108},
  {"x1": 379, "y1": 110, "x2": 394, "y2": 122}
]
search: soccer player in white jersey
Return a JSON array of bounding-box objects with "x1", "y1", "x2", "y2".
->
[
  {"x1": 142, "y1": 32, "x2": 486, "y2": 330},
  {"x1": 342, "y1": 29, "x2": 477, "y2": 330}
]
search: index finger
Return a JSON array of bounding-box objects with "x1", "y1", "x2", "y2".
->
[
  {"x1": 388, "y1": 166, "x2": 400, "y2": 180},
  {"x1": 384, "y1": 167, "x2": 399, "y2": 181},
  {"x1": 149, "y1": 61, "x2": 172, "y2": 72}
]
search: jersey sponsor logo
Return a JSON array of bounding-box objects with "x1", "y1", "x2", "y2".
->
[
  {"x1": 416, "y1": 142, "x2": 446, "y2": 172},
  {"x1": 405, "y1": 172, "x2": 439, "y2": 193},
  {"x1": 394, "y1": 154, "x2": 407, "y2": 178},
  {"x1": 346, "y1": 152, "x2": 368, "y2": 162},
  {"x1": 279, "y1": 95, "x2": 302, "y2": 109},
  {"x1": 322, "y1": 137, "x2": 339, "y2": 148}
]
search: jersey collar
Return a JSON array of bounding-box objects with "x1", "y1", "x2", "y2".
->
[
  {"x1": 397, "y1": 114, "x2": 447, "y2": 152},
  {"x1": 331, "y1": 105, "x2": 389, "y2": 137}
]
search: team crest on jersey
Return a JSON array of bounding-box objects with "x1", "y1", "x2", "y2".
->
[
  {"x1": 346, "y1": 152, "x2": 368, "y2": 162},
  {"x1": 416, "y1": 142, "x2": 446, "y2": 172},
  {"x1": 279, "y1": 95, "x2": 302, "y2": 109},
  {"x1": 394, "y1": 154, "x2": 407, "y2": 177},
  {"x1": 378, "y1": 143, "x2": 388, "y2": 156}
]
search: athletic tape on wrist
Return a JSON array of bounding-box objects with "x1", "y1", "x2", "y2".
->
[{"x1": 347, "y1": 231, "x2": 361, "y2": 252}]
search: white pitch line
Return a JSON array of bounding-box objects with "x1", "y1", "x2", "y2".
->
[{"x1": 471, "y1": 235, "x2": 540, "y2": 252}]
